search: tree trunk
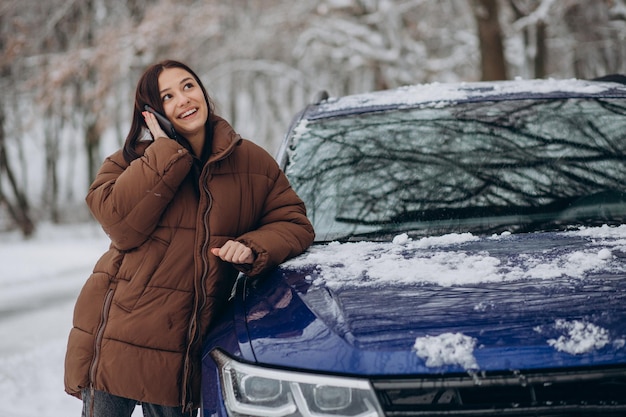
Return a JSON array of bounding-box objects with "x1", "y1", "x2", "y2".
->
[
  {"x1": 534, "y1": 20, "x2": 547, "y2": 79},
  {"x1": 85, "y1": 121, "x2": 100, "y2": 186},
  {"x1": 44, "y1": 111, "x2": 61, "y2": 223},
  {"x1": 0, "y1": 106, "x2": 35, "y2": 237},
  {"x1": 473, "y1": 0, "x2": 508, "y2": 81}
]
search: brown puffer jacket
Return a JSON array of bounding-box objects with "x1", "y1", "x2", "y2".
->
[{"x1": 64, "y1": 115, "x2": 314, "y2": 411}]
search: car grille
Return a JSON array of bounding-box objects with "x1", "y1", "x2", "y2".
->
[{"x1": 371, "y1": 366, "x2": 626, "y2": 416}]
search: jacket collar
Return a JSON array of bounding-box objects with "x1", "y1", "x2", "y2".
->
[{"x1": 207, "y1": 114, "x2": 242, "y2": 164}]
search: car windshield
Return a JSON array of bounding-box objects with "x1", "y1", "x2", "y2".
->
[{"x1": 285, "y1": 98, "x2": 626, "y2": 242}]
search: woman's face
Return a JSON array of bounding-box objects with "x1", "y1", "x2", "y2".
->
[{"x1": 157, "y1": 67, "x2": 208, "y2": 140}]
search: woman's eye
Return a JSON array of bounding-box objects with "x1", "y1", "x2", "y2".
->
[
  {"x1": 161, "y1": 94, "x2": 172, "y2": 102},
  {"x1": 183, "y1": 82, "x2": 194, "y2": 90}
]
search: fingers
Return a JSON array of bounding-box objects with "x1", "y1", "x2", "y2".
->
[
  {"x1": 142, "y1": 111, "x2": 168, "y2": 140},
  {"x1": 211, "y1": 241, "x2": 255, "y2": 264}
]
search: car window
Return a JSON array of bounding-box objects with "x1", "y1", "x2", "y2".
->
[{"x1": 286, "y1": 98, "x2": 626, "y2": 242}]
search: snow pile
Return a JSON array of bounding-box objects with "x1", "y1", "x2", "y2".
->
[
  {"x1": 286, "y1": 233, "x2": 505, "y2": 288},
  {"x1": 545, "y1": 319, "x2": 610, "y2": 355},
  {"x1": 413, "y1": 333, "x2": 478, "y2": 370},
  {"x1": 521, "y1": 247, "x2": 615, "y2": 280},
  {"x1": 284, "y1": 227, "x2": 626, "y2": 289},
  {"x1": 574, "y1": 223, "x2": 626, "y2": 241}
]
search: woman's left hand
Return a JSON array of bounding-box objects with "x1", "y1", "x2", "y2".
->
[{"x1": 211, "y1": 241, "x2": 255, "y2": 264}]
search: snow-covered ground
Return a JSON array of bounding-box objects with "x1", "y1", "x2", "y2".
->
[{"x1": 0, "y1": 222, "x2": 136, "y2": 417}]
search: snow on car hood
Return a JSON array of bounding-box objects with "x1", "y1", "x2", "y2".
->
[{"x1": 244, "y1": 225, "x2": 626, "y2": 375}]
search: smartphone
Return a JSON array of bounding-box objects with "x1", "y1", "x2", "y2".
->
[{"x1": 144, "y1": 104, "x2": 178, "y2": 140}]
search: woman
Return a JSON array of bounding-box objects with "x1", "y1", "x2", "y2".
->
[{"x1": 64, "y1": 60, "x2": 315, "y2": 416}]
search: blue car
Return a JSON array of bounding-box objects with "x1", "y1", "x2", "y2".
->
[{"x1": 201, "y1": 77, "x2": 626, "y2": 416}]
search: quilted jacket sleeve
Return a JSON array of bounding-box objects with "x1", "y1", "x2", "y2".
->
[
  {"x1": 235, "y1": 147, "x2": 315, "y2": 277},
  {"x1": 86, "y1": 138, "x2": 194, "y2": 251}
]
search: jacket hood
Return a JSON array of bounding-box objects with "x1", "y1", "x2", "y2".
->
[{"x1": 242, "y1": 226, "x2": 626, "y2": 375}]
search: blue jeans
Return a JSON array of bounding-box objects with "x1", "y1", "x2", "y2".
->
[{"x1": 81, "y1": 389, "x2": 197, "y2": 417}]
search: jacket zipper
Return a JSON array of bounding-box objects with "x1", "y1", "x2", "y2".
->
[
  {"x1": 88, "y1": 287, "x2": 114, "y2": 416},
  {"x1": 182, "y1": 169, "x2": 213, "y2": 411}
]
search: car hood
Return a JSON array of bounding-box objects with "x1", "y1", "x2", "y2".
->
[{"x1": 242, "y1": 226, "x2": 626, "y2": 376}]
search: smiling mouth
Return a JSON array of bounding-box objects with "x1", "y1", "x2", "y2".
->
[{"x1": 179, "y1": 108, "x2": 198, "y2": 119}]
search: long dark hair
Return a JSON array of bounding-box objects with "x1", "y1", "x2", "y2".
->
[{"x1": 122, "y1": 60, "x2": 215, "y2": 164}]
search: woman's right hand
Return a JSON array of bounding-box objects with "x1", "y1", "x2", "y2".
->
[
  {"x1": 142, "y1": 111, "x2": 169, "y2": 140},
  {"x1": 211, "y1": 241, "x2": 256, "y2": 265}
]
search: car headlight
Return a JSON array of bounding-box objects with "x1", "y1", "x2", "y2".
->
[{"x1": 210, "y1": 349, "x2": 383, "y2": 417}]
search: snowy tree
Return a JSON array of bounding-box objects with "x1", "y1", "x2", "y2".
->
[{"x1": 1, "y1": 0, "x2": 625, "y2": 236}]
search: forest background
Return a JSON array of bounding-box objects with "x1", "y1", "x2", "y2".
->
[{"x1": 1, "y1": 0, "x2": 625, "y2": 238}]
